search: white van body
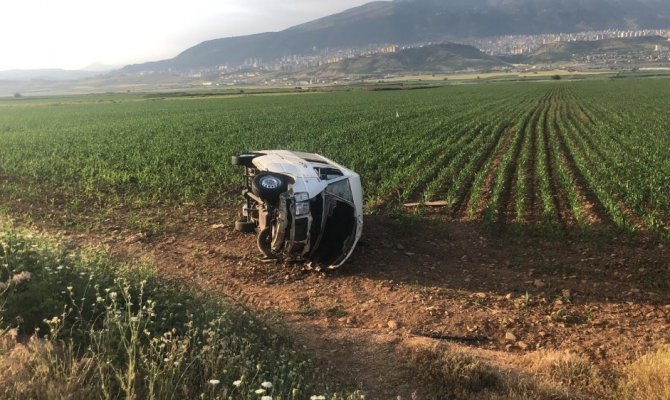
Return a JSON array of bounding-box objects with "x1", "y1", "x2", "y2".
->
[{"x1": 233, "y1": 150, "x2": 363, "y2": 269}]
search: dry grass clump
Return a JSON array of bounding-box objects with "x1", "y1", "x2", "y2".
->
[
  {"x1": 405, "y1": 343, "x2": 670, "y2": 399},
  {"x1": 619, "y1": 346, "x2": 670, "y2": 400},
  {"x1": 412, "y1": 346, "x2": 501, "y2": 395},
  {"x1": 526, "y1": 350, "x2": 604, "y2": 396},
  {"x1": 0, "y1": 329, "x2": 96, "y2": 400},
  {"x1": 403, "y1": 340, "x2": 597, "y2": 400}
]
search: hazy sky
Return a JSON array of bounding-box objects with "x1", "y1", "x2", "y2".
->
[{"x1": 1, "y1": 0, "x2": 372, "y2": 71}]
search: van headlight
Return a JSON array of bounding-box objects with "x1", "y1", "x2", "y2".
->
[{"x1": 294, "y1": 192, "x2": 310, "y2": 216}]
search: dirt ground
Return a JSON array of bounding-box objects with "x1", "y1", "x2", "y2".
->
[{"x1": 32, "y1": 204, "x2": 666, "y2": 399}]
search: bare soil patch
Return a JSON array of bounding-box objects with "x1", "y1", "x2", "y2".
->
[
  {"x1": 3, "y1": 191, "x2": 669, "y2": 398},
  {"x1": 28, "y1": 205, "x2": 664, "y2": 398}
]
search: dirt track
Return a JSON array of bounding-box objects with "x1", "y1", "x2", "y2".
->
[{"x1": 48, "y1": 206, "x2": 669, "y2": 399}]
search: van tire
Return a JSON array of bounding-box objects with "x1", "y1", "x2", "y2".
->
[
  {"x1": 252, "y1": 173, "x2": 289, "y2": 203},
  {"x1": 231, "y1": 153, "x2": 262, "y2": 167}
]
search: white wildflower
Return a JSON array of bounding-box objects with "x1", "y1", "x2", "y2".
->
[
  {"x1": 232, "y1": 380, "x2": 242, "y2": 387},
  {"x1": 255, "y1": 389, "x2": 266, "y2": 394},
  {"x1": 209, "y1": 379, "x2": 220, "y2": 385},
  {"x1": 261, "y1": 396, "x2": 273, "y2": 400},
  {"x1": 261, "y1": 382, "x2": 273, "y2": 389}
]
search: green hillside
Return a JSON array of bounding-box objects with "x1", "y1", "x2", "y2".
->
[
  {"x1": 316, "y1": 43, "x2": 508, "y2": 76},
  {"x1": 521, "y1": 36, "x2": 670, "y2": 63}
]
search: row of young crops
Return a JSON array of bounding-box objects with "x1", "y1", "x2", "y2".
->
[{"x1": 0, "y1": 80, "x2": 668, "y2": 236}]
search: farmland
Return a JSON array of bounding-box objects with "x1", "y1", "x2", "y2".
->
[
  {"x1": 0, "y1": 79, "x2": 668, "y2": 236},
  {"x1": 1, "y1": 78, "x2": 670, "y2": 399}
]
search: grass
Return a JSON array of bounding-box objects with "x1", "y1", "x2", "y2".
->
[
  {"x1": 1, "y1": 79, "x2": 668, "y2": 237},
  {"x1": 619, "y1": 346, "x2": 670, "y2": 400},
  {"x1": 6, "y1": 214, "x2": 667, "y2": 399},
  {"x1": 1, "y1": 77, "x2": 670, "y2": 398},
  {"x1": 526, "y1": 350, "x2": 604, "y2": 395},
  {"x1": 404, "y1": 339, "x2": 576, "y2": 400},
  {"x1": 0, "y1": 219, "x2": 364, "y2": 400}
]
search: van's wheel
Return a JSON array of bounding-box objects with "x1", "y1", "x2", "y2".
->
[
  {"x1": 257, "y1": 227, "x2": 275, "y2": 258},
  {"x1": 234, "y1": 218, "x2": 256, "y2": 233},
  {"x1": 252, "y1": 173, "x2": 289, "y2": 203}
]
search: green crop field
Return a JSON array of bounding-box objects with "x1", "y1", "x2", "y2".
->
[{"x1": 0, "y1": 79, "x2": 668, "y2": 236}]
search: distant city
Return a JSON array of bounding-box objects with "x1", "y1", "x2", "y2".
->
[
  {"x1": 170, "y1": 28, "x2": 670, "y2": 85},
  {"x1": 467, "y1": 28, "x2": 670, "y2": 55}
]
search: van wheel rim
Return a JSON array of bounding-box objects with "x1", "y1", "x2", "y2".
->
[{"x1": 260, "y1": 176, "x2": 282, "y2": 189}]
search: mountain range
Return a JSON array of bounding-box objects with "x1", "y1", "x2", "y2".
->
[
  {"x1": 0, "y1": 63, "x2": 118, "y2": 82},
  {"x1": 121, "y1": 0, "x2": 670, "y2": 73},
  {"x1": 0, "y1": 69, "x2": 101, "y2": 82}
]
